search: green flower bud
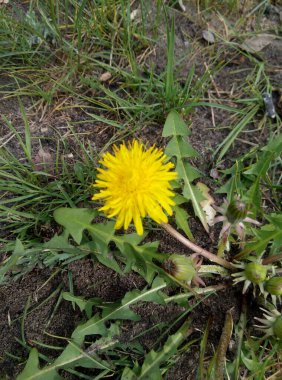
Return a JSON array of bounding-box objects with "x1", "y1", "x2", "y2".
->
[
  {"x1": 244, "y1": 262, "x2": 267, "y2": 284},
  {"x1": 255, "y1": 308, "x2": 282, "y2": 340},
  {"x1": 226, "y1": 199, "x2": 248, "y2": 224},
  {"x1": 272, "y1": 315, "x2": 282, "y2": 339},
  {"x1": 265, "y1": 277, "x2": 282, "y2": 296},
  {"x1": 163, "y1": 254, "x2": 196, "y2": 282}
]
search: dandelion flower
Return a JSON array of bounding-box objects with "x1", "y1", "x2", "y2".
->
[
  {"x1": 92, "y1": 140, "x2": 177, "y2": 235},
  {"x1": 213, "y1": 197, "x2": 261, "y2": 251}
]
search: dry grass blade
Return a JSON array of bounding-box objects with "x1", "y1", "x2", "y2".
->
[{"x1": 215, "y1": 309, "x2": 234, "y2": 380}]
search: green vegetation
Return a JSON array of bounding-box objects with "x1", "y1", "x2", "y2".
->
[{"x1": 0, "y1": 1, "x2": 281, "y2": 379}]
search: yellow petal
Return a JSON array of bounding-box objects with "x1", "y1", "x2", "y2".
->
[{"x1": 92, "y1": 140, "x2": 177, "y2": 234}]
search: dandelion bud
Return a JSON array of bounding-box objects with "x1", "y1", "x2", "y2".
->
[
  {"x1": 225, "y1": 199, "x2": 248, "y2": 224},
  {"x1": 273, "y1": 316, "x2": 282, "y2": 339},
  {"x1": 232, "y1": 259, "x2": 270, "y2": 294},
  {"x1": 244, "y1": 262, "x2": 268, "y2": 284},
  {"x1": 265, "y1": 277, "x2": 282, "y2": 296},
  {"x1": 163, "y1": 254, "x2": 196, "y2": 282},
  {"x1": 255, "y1": 308, "x2": 282, "y2": 340}
]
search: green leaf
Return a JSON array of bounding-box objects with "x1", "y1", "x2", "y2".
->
[
  {"x1": 173, "y1": 194, "x2": 189, "y2": 205},
  {"x1": 62, "y1": 292, "x2": 89, "y2": 312},
  {"x1": 138, "y1": 320, "x2": 191, "y2": 379},
  {"x1": 41, "y1": 233, "x2": 83, "y2": 266},
  {"x1": 92, "y1": 249, "x2": 122, "y2": 274},
  {"x1": 262, "y1": 134, "x2": 282, "y2": 153},
  {"x1": 266, "y1": 214, "x2": 282, "y2": 256},
  {"x1": 266, "y1": 213, "x2": 282, "y2": 228},
  {"x1": 113, "y1": 232, "x2": 146, "y2": 252},
  {"x1": 102, "y1": 301, "x2": 140, "y2": 321},
  {"x1": 43, "y1": 234, "x2": 72, "y2": 250},
  {"x1": 53, "y1": 340, "x2": 112, "y2": 370},
  {"x1": 86, "y1": 112, "x2": 125, "y2": 130},
  {"x1": 102, "y1": 276, "x2": 166, "y2": 319},
  {"x1": 165, "y1": 15, "x2": 175, "y2": 102},
  {"x1": 88, "y1": 221, "x2": 115, "y2": 254},
  {"x1": 52, "y1": 215, "x2": 163, "y2": 282},
  {"x1": 16, "y1": 348, "x2": 62, "y2": 380},
  {"x1": 243, "y1": 135, "x2": 282, "y2": 212},
  {"x1": 88, "y1": 223, "x2": 149, "y2": 276},
  {"x1": 17, "y1": 340, "x2": 113, "y2": 379},
  {"x1": 176, "y1": 161, "x2": 200, "y2": 182},
  {"x1": 122, "y1": 276, "x2": 166, "y2": 305},
  {"x1": 174, "y1": 206, "x2": 194, "y2": 241},
  {"x1": 216, "y1": 161, "x2": 245, "y2": 199},
  {"x1": 72, "y1": 277, "x2": 167, "y2": 344},
  {"x1": 198, "y1": 318, "x2": 212, "y2": 380},
  {"x1": 54, "y1": 208, "x2": 97, "y2": 244},
  {"x1": 82, "y1": 223, "x2": 123, "y2": 273},
  {"x1": 71, "y1": 314, "x2": 107, "y2": 345},
  {"x1": 119, "y1": 242, "x2": 165, "y2": 283},
  {"x1": 162, "y1": 110, "x2": 189, "y2": 137},
  {"x1": 121, "y1": 367, "x2": 138, "y2": 380},
  {"x1": 235, "y1": 222, "x2": 282, "y2": 260},
  {"x1": 245, "y1": 179, "x2": 261, "y2": 212},
  {"x1": 177, "y1": 160, "x2": 208, "y2": 232},
  {"x1": 240, "y1": 351, "x2": 258, "y2": 372},
  {"x1": 0, "y1": 239, "x2": 25, "y2": 283},
  {"x1": 163, "y1": 122, "x2": 207, "y2": 232},
  {"x1": 62, "y1": 292, "x2": 101, "y2": 318},
  {"x1": 166, "y1": 136, "x2": 198, "y2": 158},
  {"x1": 217, "y1": 135, "x2": 282, "y2": 206},
  {"x1": 57, "y1": 217, "x2": 154, "y2": 279},
  {"x1": 126, "y1": 312, "x2": 198, "y2": 380},
  {"x1": 214, "y1": 105, "x2": 259, "y2": 162}
]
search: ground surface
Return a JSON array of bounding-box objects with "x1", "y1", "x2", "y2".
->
[{"x1": 0, "y1": 1, "x2": 281, "y2": 379}]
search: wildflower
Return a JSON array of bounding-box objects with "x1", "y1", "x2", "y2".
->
[
  {"x1": 92, "y1": 140, "x2": 177, "y2": 235},
  {"x1": 264, "y1": 276, "x2": 282, "y2": 306},
  {"x1": 213, "y1": 197, "x2": 261, "y2": 251},
  {"x1": 163, "y1": 253, "x2": 205, "y2": 286},
  {"x1": 232, "y1": 258, "x2": 271, "y2": 294},
  {"x1": 255, "y1": 307, "x2": 282, "y2": 340}
]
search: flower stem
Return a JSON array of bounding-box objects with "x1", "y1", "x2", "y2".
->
[
  {"x1": 262, "y1": 253, "x2": 282, "y2": 265},
  {"x1": 161, "y1": 223, "x2": 235, "y2": 270}
]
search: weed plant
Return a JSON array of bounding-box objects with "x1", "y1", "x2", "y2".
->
[{"x1": 0, "y1": 1, "x2": 281, "y2": 379}]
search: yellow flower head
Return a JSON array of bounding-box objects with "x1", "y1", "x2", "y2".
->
[{"x1": 92, "y1": 140, "x2": 177, "y2": 235}]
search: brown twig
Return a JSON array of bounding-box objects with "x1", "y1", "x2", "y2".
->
[
  {"x1": 208, "y1": 90, "x2": 216, "y2": 128},
  {"x1": 204, "y1": 62, "x2": 221, "y2": 98}
]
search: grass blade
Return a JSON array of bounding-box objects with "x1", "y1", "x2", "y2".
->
[{"x1": 214, "y1": 105, "x2": 259, "y2": 162}]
